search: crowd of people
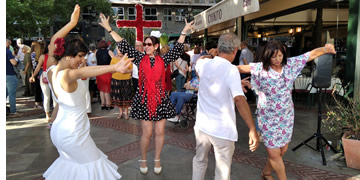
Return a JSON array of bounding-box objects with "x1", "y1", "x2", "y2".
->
[{"x1": 6, "y1": 4, "x2": 337, "y2": 180}]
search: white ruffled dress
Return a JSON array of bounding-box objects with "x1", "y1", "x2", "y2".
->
[{"x1": 44, "y1": 67, "x2": 121, "y2": 180}]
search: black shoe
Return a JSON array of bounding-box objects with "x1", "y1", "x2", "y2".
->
[
  {"x1": 101, "y1": 105, "x2": 106, "y2": 110},
  {"x1": 109, "y1": 106, "x2": 114, "y2": 110}
]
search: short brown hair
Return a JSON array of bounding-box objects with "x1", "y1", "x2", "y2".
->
[{"x1": 97, "y1": 40, "x2": 108, "y2": 49}]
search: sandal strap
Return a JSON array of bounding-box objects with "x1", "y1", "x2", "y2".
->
[
  {"x1": 138, "y1": 160, "x2": 147, "y2": 162},
  {"x1": 154, "y1": 159, "x2": 160, "y2": 162}
]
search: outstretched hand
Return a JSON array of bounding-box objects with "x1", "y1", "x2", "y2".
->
[
  {"x1": 70, "y1": 4, "x2": 80, "y2": 25},
  {"x1": 182, "y1": 18, "x2": 194, "y2": 34},
  {"x1": 324, "y1": 44, "x2": 336, "y2": 54},
  {"x1": 241, "y1": 77, "x2": 251, "y2": 93},
  {"x1": 98, "y1": 13, "x2": 112, "y2": 32},
  {"x1": 114, "y1": 53, "x2": 133, "y2": 74}
]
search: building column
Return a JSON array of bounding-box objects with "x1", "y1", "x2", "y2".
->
[
  {"x1": 354, "y1": 0, "x2": 360, "y2": 100},
  {"x1": 203, "y1": 29, "x2": 208, "y2": 50},
  {"x1": 312, "y1": 8, "x2": 323, "y2": 48},
  {"x1": 346, "y1": 0, "x2": 359, "y2": 98}
]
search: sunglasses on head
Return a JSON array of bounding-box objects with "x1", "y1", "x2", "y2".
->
[{"x1": 143, "y1": 43, "x2": 153, "y2": 47}]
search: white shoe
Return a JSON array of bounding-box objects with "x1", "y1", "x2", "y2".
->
[
  {"x1": 154, "y1": 159, "x2": 162, "y2": 175},
  {"x1": 167, "y1": 116, "x2": 179, "y2": 123},
  {"x1": 139, "y1": 160, "x2": 148, "y2": 174}
]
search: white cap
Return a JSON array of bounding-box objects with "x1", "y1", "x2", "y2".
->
[{"x1": 150, "y1": 31, "x2": 161, "y2": 38}]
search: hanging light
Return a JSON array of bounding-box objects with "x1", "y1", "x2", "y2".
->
[
  {"x1": 288, "y1": 28, "x2": 294, "y2": 35},
  {"x1": 257, "y1": 34, "x2": 261, "y2": 38},
  {"x1": 296, "y1": 27, "x2": 302, "y2": 33}
]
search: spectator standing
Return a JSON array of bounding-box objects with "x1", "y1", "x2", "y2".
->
[
  {"x1": 190, "y1": 46, "x2": 201, "y2": 79},
  {"x1": 173, "y1": 47, "x2": 189, "y2": 92},
  {"x1": 22, "y1": 45, "x2": 34, "y2": 96},
  {"x1": 133, "y1": 41, "x2": 143, "y2": 94},
  {"x1": 6, "y1": 41, "x2": 19, "y2": 114},
  {"x1": 86, "y1": 44, "x2": 97, "y2": 104},
  {"x1": 96, "y1": 40, "x2": 113, "y2": 110},
  {"x1": 16, "y1": 38, "x2": 25, "y2": 86},
  {"x1": 109, "y1": 47, "x2": 133, "y2": 120},
  {"x1": 31, "y1": 41, "x2": 43, "y2": 108}
]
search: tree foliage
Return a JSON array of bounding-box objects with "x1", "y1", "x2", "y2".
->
[{"x1": 6, "y1": 0, "x2": 113, "y2": 39}]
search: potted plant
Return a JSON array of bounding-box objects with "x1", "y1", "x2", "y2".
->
[{"x1": 324, "y1": 94, "x2": 360, "y2": 169}]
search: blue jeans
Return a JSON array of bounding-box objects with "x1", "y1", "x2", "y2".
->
[
  {"x1": 170, "y1": 92, "x2": 193, "y2": 114},
  {"x1": 6, "y1": 75, "x2": 18, "y2": 113},
  {"x1": 175, "y1": 74, "x2": 186, "y2": 92}
]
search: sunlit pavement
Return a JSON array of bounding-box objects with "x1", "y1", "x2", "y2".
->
[{"x1": 6, "y1": 86, "x2": 360, "y2": 180}]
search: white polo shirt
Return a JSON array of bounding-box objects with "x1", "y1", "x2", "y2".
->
[{"x1": 195, "y1": 56, "x2": 245, "y2": 142}]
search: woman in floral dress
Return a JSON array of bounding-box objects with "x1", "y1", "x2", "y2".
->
[
  {"x1": 98, "y1": 13, "x2": 193, "y2": 175},
  {"x1": 238, "y1": 40, "x2": 336, "y2": 180}
]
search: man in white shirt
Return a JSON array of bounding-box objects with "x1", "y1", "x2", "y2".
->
[
  {"x1": 192, "y1": 33, "x2": 259, "y2": 180},
  {"x1": 133, "y1": 41, "x2": 144, "y2": 93}
]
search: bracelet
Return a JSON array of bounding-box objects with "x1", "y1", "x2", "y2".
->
[
  {"x1": 181, "y1": 31, "x2": 187, "y2": 36},
  {"x1": 108, "y1": 29, "x2": 113, "y2": 33}
]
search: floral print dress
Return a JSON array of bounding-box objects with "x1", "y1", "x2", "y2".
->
[{"x1": 250, "y1": 52, "x2": 310, "y2": 148}]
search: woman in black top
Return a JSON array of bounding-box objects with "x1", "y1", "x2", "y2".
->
[{"x1": 95, "y1": 40, "x2": 112, "y2": 109}]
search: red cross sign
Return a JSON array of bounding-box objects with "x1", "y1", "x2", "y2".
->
[{"x1": 116, "y1": 4, "x2": 162, "y2": 42}]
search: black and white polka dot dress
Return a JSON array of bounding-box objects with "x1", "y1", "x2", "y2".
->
[{"x1": 117, "y1": 39, "x2": 184, "y2": 121}]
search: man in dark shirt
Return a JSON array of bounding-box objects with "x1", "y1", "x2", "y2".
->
[{"x1": 6, "y1": 46, "x2": 19, "y2": 114}]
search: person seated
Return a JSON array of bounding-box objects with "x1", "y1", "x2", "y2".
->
[{"x1": 168, "y1": 76, "x2": 199, "y2": 122}]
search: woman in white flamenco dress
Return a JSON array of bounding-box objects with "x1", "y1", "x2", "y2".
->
[{"x1": 43, "y1": 5, "x2": 133, "y2": 180}]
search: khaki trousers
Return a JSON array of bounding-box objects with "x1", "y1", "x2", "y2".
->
[{"x1": 192, "y1": 128, "x2": 235, "y2": 180}]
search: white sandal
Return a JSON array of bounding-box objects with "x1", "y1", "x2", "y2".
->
[
  {"x1": 154, "y1": 159, "x2": 162, "y2": 174},
  {"x1": 138, "y1": 159, "x2": 148, "y2": 174}
]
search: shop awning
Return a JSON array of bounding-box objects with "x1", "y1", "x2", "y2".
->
[{"x1": 193, "y1": 0, "x2": 260, "y2": 31}]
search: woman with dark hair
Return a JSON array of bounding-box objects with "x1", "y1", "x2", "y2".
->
[
  {"x1": 96, "y1": 40, "x2": 113, "y2": 110},
  {"x1": 174, "y1": 45, "x2": 190, "y2": 91},
  {"x1": 238, "y1": 40, "x2": 336, "y2": 180},
  {"x1": 99, "y1": 13, "x2": 193, "y2": 175},
  {"x1": 30, "y1": 41, "x2": 58, "y2": 122},
  {"x1": 43, "y1": 5, "x2": 131, "y2": 179}
]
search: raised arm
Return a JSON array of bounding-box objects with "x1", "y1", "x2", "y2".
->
[
  {"x1": 308, "y1": 44, "x2": 336, "y2": 62},
  {"x1": 98, "y1": 13, "x2": 123, "y2": 42},
  {"x1": 177, "y1": 19, "x2": 194, "y2": 44},
  {"x1": 48, "y1": 4, "x2": 80, "y2": 57}
]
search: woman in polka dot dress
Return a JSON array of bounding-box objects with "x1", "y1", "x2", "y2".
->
[
  {"x1": 98, "y1": 13, "x2": 194, "y2": 175},
  {"x1": 238, "y1": 40, "x2": 336, "y2": 180}
]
